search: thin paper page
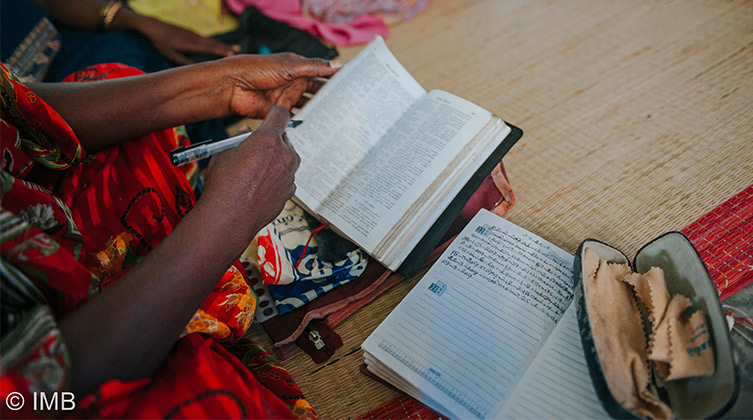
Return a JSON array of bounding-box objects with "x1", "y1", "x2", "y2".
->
[
  {"x1": 362, "y1": 209, "x2": 574, "y2": 420},
  {"x1": 288, "y1": 36, "x2": 425, "y2": 210},
  {"x1": 380, "y1": 116, "x2": 509, "y2": 267},
  {"x1": 496, "y1": 304, "x2": 608, "y2": 418},
  {"x1": 318, "y1": 90, "x2": 491, "y2": 252}
]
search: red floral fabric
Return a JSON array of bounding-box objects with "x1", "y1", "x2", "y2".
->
[{"x1": 0, "y1": 63, "x2": 315, "y2": 419}]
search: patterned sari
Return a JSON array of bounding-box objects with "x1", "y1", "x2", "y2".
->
[{"x1": 0, "y1": 63, "x2": 316, "y2": 419}]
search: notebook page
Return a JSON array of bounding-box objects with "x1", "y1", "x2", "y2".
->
[
  {"x1": 495, "y1": 303, "x2": 608, "y2": 418},
  {"x1": 362, "y1": 209, "x2": 574, "y2": 420}
]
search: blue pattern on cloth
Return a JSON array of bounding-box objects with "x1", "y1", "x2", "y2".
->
[
  {"x1": 256, "y1": 201, "x2": 367, "y2": 316},
  {"x1": 0, "y1": 0, "x2": 60, "y2": 83},
  {"x1": 0, "y1": 0, "x2": 226, "y2": 143},
  {"x1": 268, "y1": 246, "x2": 366, "y2": 315}
]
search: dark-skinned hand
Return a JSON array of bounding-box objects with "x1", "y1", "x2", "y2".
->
[
  {"x1": 201, "y1": 105, "x2": 301, "y2": 233},
  {"x1": 138, "y1": 16, "x2": 240, "y2": 65},
  {"x1": 221, "y1": 53, "x2": 342, "y2": 118}
]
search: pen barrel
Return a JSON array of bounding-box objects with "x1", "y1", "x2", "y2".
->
[
  {"x1": 211, "y1": 140, "x2": 242, "y2": 155},
  {"x1": 171, "y1": 145, "x2": 210, "y2": 166},
  {"x1": 168, "y1": 124, "x2": 299, "y2": 167}
]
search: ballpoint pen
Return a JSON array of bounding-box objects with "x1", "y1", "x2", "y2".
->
[{"x1": 169, "y1": 120, "x2": 302, "y2": 166}]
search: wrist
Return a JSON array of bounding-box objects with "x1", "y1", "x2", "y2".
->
[
  {"x1": 141, "y1": 60, "x2": 235, "y2": 125},
  {"x1": 191, "y1": 193, "x2": 266, "y2": 251},
  {"x1": 105, "y1": 5, "x2": 146, "y2": 33},
  {"x1": 183, "y1": 57, "x2": 241, "y2": 118},
  {"x1": 187, "y1": 59, "x2": 237, "y2": 119},
  {"x1": 99, "y1": 1, "x2": 124, "y2": 30}
]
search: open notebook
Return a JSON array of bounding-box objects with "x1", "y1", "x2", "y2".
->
[{"x1": 362, "y1": 209, "x2": 608, "y2": 419}]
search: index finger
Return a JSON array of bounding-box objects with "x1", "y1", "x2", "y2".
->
[{"x1": 255, "y1": 105, "x2": 292, "y2": 136}]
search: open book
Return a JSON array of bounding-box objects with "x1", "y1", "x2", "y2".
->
[
  {"x1": 288, "y1": 37, "x2": 521, "y2": 274},
  {"x1": 362, "y1": 209, "x2": 608, "y2": 419}
]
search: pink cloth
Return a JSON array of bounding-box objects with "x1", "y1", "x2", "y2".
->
[{"x1": 225, "y1": 0, "x2": 389, "y2": 46}]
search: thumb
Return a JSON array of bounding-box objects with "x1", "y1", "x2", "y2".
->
[
  {"x1": 255, "y1": 105, "x2": 291, "y2": 136},
  {"x1": 289, "y1": 57, "x2": 343, "y2": 79}
]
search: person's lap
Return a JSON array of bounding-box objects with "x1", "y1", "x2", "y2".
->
[{"x1": 7, "y1": 63, "x2": 314, "y2": 419}]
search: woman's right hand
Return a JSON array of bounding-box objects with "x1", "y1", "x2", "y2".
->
[
  {"x1": 57, "y1": 106, "x2": 300, "y2": 395},
  {"x1": 199, "y1": 105, "x2": 300, "y2": 235}
]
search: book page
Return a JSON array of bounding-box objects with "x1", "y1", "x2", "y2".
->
[
  {"x1": 317, "y1": 90, "x2": 492, "y2": 253},
  {"x1": 288, "y1": 36, "x2": 425, "y2": 211},
  {"x1": 362, "y1": 209, "x2": 574, "y2": 419},
  {"x1": 495, "y1": 304, "x2": 608, "y2": 418},
  {"x1": 378, "y1": 115, "x2": 509, "y2": 268}
]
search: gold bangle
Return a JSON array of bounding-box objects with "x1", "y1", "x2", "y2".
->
[{"x1": 100, "y1": 1, "x2": 124, "y2": 31}]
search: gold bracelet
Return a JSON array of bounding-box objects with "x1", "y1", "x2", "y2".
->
[{"x1": 100, "y1": 1, "x2": 124, "y2": 31}]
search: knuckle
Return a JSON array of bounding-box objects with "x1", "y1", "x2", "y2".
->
[
  {"x1": 278, "y1": 52, "x2": 300, "y2": 60},
  {"x1": 253, "y1": 130, "x2": 279, "y2": 143},
  {"x1": 282, "y1": 149, "x2": 299, "y2": 167}
]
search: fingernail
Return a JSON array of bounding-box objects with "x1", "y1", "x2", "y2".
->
[{"x1": 329, "y1": 59, "x2": 343, "y2": 68}]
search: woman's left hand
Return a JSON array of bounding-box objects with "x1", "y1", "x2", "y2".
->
[
  {"x1": 138, "y1": 16, "x2": 240, "y2": 65},
  {"x1": 222, "y1": 54, "x2": 342, "y2": 118}
]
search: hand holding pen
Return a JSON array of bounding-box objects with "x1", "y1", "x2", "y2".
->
[
  {"x1": 198, "y1": 105, "x2": 302, "y2": 232},
  {"x1": 170, "y1": 120, "x2": 302, "y2": 166}
]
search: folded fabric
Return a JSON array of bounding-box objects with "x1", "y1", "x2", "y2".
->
[
  {"x1": 620, "y1": 267, "x2": 715, "y2": 381},
  {"x1": 254, "y1": 201, "x2": 368, "y2": 315},
  {"x1": 264, "y1": 162, "x2": 516, "y2": 361},
  {"x1": 224, "y1": 0, "x2": 389, "y2": 46},
  {"x1": 187, "y1": 7, "x2": 338, "y2": 62},
  {"x1": 300, "y1": 0, "x2": 430, "y2": 26}
]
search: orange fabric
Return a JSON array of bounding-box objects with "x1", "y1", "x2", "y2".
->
[{"x1": 1, "y1": 63, "x2": 315, "y2": 419}]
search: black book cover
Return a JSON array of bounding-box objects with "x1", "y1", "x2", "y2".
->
[{"x1": 396, "y1": 123, "x2": 524, "y2": 278}]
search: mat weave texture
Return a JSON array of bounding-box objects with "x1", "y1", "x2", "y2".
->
[
  {"x1": 243, "y1": 1, "x2": 753, "y2": 417},
  {"x1": 356, "y1": 395, "x2": 441, "y2": 420},
  {"x1": 355, "y1": 184, "x2": 753, "y2": 420}
]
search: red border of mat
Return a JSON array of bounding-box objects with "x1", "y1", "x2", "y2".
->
[
  {"x1": 357, "y1": 185, "x2": 753, "y2": 420},
  {"x1": 682, "y1": 184, "x2": 753, "y2": 300}
]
